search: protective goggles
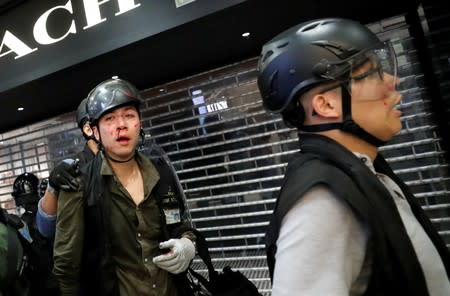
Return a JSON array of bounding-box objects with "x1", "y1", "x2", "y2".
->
[
  {"x1": 87, "y1": 79, "x2": 141, "y2": 121},
  {"x1": 318, "y1": 41, "x2": 398, "y2": 94}
]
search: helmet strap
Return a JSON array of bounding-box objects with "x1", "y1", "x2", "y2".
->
[
  {"x1": 138, "y1": 128, "x2": 146, "y2": 151},
  {"x1": 299, "y1": 84, "x2": 386, "y2": 147},
  {"x1": 339, "y1": 84, "x2": 386, "y2": 147},
  {"x1": 82, "y1": 132, "x2": 97, "y2": 142},
  {"x1": 299, "y1": 122, "x2": 342, "y2": 132},
  {"x1": 96, "y1": 129, "x2": 104, "y2": 152},
  {"x1": 106, "y1": 152, "x2": 136, "y2": 163}
]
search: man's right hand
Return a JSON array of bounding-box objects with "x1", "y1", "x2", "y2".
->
[{"x1": 48, "y1": 158, "x2": 81, "y2": 192}]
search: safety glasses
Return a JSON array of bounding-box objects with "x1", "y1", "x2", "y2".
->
[{"x1": 318, "y1": 41, "x2": 398, "y2": 94}]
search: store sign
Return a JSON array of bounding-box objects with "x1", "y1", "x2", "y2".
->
[
  {"x1": 0, "y1": 0, "x2": 141, "y2": 60},
  {"x1": 0, "y1": 0, "x2": 245, "y2": 93}
]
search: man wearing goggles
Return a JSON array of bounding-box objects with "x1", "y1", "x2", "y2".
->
[{"x1": 258, "y1": 18, "x2": 450, "y2": 295}]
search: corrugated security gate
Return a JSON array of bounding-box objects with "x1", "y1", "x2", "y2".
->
[
  {"x1": 140, "y1": 14, "x2": 450, "y2": 294},
  {"x1": 0, "y1": 11, "x2": 448, "y2": 296}
]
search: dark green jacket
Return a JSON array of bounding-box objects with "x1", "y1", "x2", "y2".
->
[{"x1": 54, "y1": 151, "x2": 193, "y2": 296}]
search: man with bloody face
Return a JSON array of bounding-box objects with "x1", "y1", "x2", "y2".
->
[{"x1": 53, "y1": 78, "x2": 196, "y2": 296}]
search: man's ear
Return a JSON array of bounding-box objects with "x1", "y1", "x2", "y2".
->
[
  {"x1": 311, "y1": 93, "x2": 341, "y2": 118},
  {"x1": 83, "y1": 123, "x2": 94, "y2": 137},
  {"x1": 92, "y1": 126, "x2": 100, "y2": 141}
]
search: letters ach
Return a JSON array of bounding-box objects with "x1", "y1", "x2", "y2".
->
[{"x1": 0, "y1": 0, "x2": 141, "y2": 60}]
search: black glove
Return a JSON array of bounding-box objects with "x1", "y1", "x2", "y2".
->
[
  {"x1": 48, "y1": 158, "x2": 81, "y2": 192},
  {"x1": 38, "y1": 178, "x2": 48, "y2": 198},
  {"x1": 0, "y1": 209, "x2": 24, "y2": 229}
]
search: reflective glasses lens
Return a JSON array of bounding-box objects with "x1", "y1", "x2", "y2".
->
[{"x1": 370, "y1": 42, "x2": 397, "y2": 84}]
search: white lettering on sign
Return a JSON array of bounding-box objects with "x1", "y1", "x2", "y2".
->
[
  {"x1": 206, "y1": 100, "x2": 228, "y2": 113},
  {"x1": 115, "y1": 0, "x2": 141, "y2": 16},
  {"x1": 0, "y1": 31, "x2": 37, "y2": 59},
  {"x1": 83, "y1": 0, "x2": 141, "y2": 29},
  {"x1": 34, "y1": 1, "x2": 77, "y2": 45},
  {"x1": 0, "y1": 0, "x2": 141, "y2": 61},
  {"x1": 83, "y1": 0, "x2": 110, "y2": 29}
]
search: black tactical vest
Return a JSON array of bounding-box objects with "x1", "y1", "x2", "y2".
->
[{"x1": 266, "y1": 134, "x2": 450, "y2": 296}]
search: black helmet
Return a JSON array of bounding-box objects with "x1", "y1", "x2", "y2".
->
[
  {"x1": 86, "y1": 78, "x2": 141, "y2": 125},
  {"x1": 76, "y1": 98, "x2": 89, "y2": 128},
  {"x1": 257, "y1": 18, "x2": 382, "y2": 126},
  {"x1": 12, "y1": 172, "x2": 39, "y2": 206}
]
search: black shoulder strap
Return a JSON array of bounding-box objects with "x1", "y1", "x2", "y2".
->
[
  {"x1": 76, "y1": 145, "x2": 95, "y2": 166},
  {"x1": 150, "y1": 156, "x2": 175, "y2": 196},
  {"x1": 81, "y1": 152, "x2": 104, "y2": 207},
  {"x1": 150, "y1": 155, "x2": 192, "y2": 232},
  {"x1": 192, "y1": 229, "x2": 216, "y2": 277},
  {"x1": 80, "y1": 152, "x2": 119, "y2": 296},
  {"x1": 275, "y1": 154, "x2": 373, "y2": 226}
]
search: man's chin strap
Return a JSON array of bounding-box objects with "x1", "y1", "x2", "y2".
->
[
  {"x1": 105, "y1": 151, "x2": 136, "y2": 163},
  {"x1": 299, "y1": 83, "x2": 386, "y2": 147},
  {"x1": 83, "y1": 133, "x2": 98, "y2": 143},
  {"x1": 138, "y1": 128, "x2": 145, "y2": 151}
]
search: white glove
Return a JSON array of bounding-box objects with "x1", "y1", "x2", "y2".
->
[{"x1": 152, "y1": 237, "x2": 195, "y2": 274}]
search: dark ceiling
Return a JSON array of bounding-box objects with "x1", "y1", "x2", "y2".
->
[{"x1": 0, "y1": 0, "x2": 419, "y2": 133}]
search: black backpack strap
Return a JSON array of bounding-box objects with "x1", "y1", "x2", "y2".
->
[
  {"x1": 150, "y1": 155, "x2": 196, "y2": 241},
  {"x1": 151, "y1": 156, "x2": 185, "y2": 210},
  {"x1": 191, "y1": 229, "x2": 217, "y2": 277},
  {"x1": 80, "y1": 153, "x2": 119, "y2": 296},
  {"x1": 183, "y1": 230, "x2": 216, "y2": 295}
]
